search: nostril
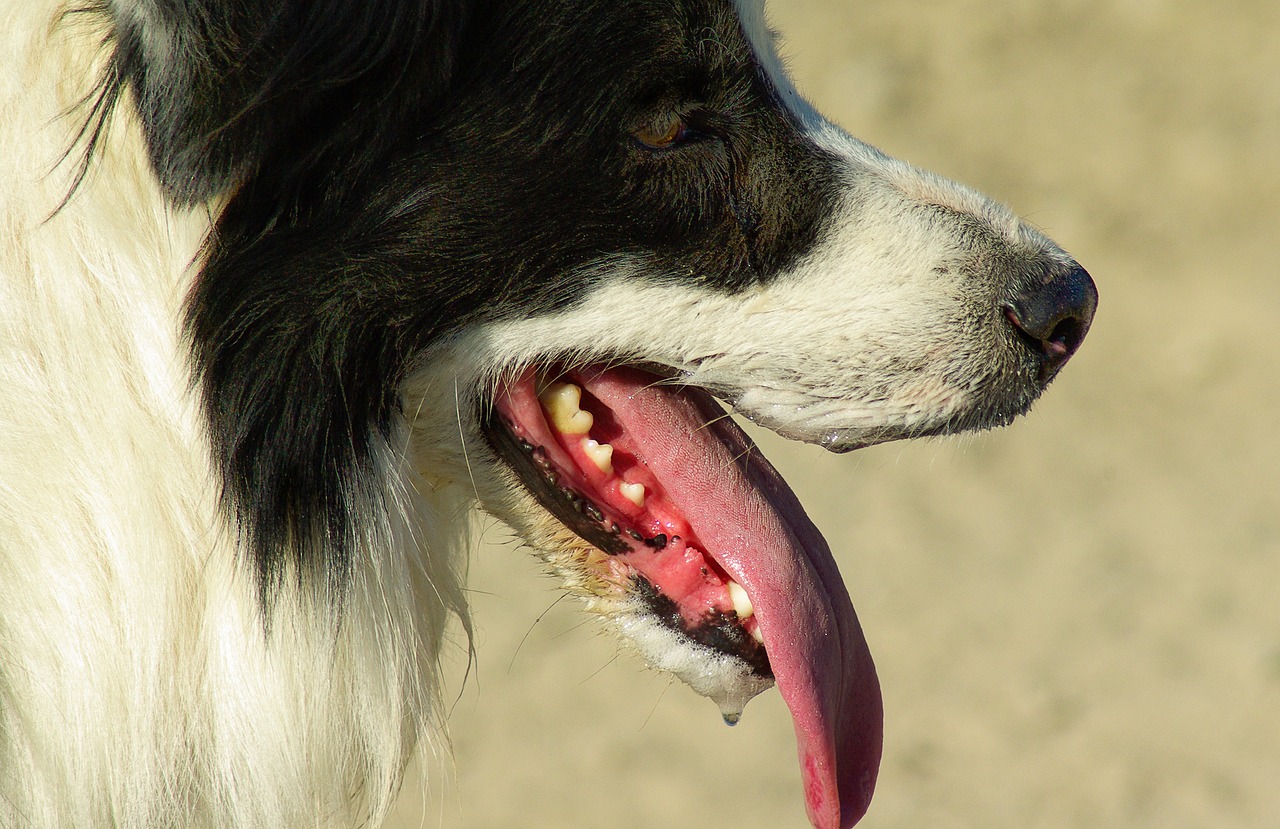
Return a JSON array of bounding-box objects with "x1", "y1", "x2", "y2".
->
[
  {"x1": 1046, "y1": 316, "x2": 1085, "y2": 357},
  {"x1": 1004, "y1": 264, "x2": 1098, "y2": 379}
]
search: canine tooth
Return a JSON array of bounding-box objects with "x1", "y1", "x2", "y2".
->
[
  {"x1": 539, "y1": 382, "x2": 593, "y2": 434},
  {"x1": 619, "y1": 481, "x2": 645, "y2": 507},
  {"x1": 727, "y1": 580, "x2": 754, "y2": 620},
  {"x1": 750, "y1": 625, "x2": 765, "y2": 645},
  {"x1": 582, "y1": 438, "x2": 614, "y2": 474}
]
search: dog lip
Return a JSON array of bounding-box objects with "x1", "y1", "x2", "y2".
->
[
  {"x1": 480, "y1": 371, "x2": 772, "y2": 666},
  {"x1": 701, "y1": 388, "x2": 897, "y2": 455},
  {"x1": 723, "y1": 388, "x2": 1035, "y2": 453},
  {"x1": 817, "y1": 433, "x2": 873, "y2": 454}
]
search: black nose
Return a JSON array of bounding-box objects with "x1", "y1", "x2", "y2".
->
[{"x1": 1004, "y1": 264, "x2": 1098, "y2": 382}]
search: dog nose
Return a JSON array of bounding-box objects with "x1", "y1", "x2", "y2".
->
[{"x1": 1004, "y1": 264, "x2": 1098, "y2": 381}]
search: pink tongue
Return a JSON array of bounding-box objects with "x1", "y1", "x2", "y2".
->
[{"x1": 582, "y1": 368, "x2": 883, "y2": 829}]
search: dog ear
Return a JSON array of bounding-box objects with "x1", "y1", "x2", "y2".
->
[{"x1": 105, "y1": 0, "x2": 467, "y2": 205}]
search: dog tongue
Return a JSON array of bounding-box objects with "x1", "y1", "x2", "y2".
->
[{"x1": 583, "y1": 367, "x2": 883, "y2": 828}]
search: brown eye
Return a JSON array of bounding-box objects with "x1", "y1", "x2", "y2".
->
[{"x1": 634, "y1": 114, "x2": 689, "y2": 149}]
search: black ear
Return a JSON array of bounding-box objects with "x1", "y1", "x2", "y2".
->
[{"x1": 106, "y1": 0, "x2": 467, "y2": 205}]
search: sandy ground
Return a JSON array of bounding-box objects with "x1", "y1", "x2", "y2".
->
[{"x1": 390, "y1": 1, "x2": 1280, "y2": 827}]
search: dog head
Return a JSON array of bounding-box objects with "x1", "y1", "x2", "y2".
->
[{"x1": 102, "y1": 0, "x2": 1096, "y2": 825}]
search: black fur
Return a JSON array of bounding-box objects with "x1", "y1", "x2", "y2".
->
[
  {"x1": 108, "y1": 0, "x2": 466, "y2": 205},
  {"x1": 101, "y1": 0, "x2": 842, "y2": 595}
]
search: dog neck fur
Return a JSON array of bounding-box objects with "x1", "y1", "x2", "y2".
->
[{"x1": 0, "y1": 8, "x2": 466, "y2": 827}]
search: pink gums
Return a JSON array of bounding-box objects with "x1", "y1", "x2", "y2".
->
[{"x1": 496, "y1": 374, "x2": 757, "y2": 633}]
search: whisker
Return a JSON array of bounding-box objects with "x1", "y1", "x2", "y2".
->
[
  {"x1": 640, "y1": 677, "x2": 675, "y2": 732},
  {"x1": 726, "y1": 440, "x2": 757, "y2": 475},
  {"x1": 581, "y1": 651, "x2": 621, "y2": 685},
  {"x1": 553, "y1": 616, "x2": 597, "y2": 640},
  {"x1": 693, "y1": 409, "x2": 736, "y2": 434},
  {"x1": 508, "y1": 593, "x2": 570, "y2": 673},
  {"x1": 399, "y1": 379, "x2": 432, "y2": 468},
  {"x1": 454, "y1": 376, "x2": 482, "y2": 504}
]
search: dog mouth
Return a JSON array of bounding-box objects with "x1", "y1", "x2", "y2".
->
[{"x1": 482, "y1": 363, "x2": 883, "y2": 829}]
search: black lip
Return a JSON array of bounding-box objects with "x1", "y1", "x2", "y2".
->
[
  {"x1": 482, "y1": 411, "x2": 629, "y2": 555},
  {"x1": 479, "y1": 378, "x2": 772, "y2": 679},
  {"x1": 634, "y1": 577, "x2": 772, "y2": 679}
]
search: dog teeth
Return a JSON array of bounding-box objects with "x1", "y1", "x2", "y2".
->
[
  {"x1": 727, "y1": 580, "x2": 754, "y2": 620},
  {"x1": 750, "y1": 625, "x2": 764, "y2": 645},
  {"x1": 539, "y1": 382, "x2": 593, "y2": 434},
  {"x1": 619, "y1": 481, "x2": 646, "y2": 507},
  {"x1": 582, "y1": 438, "x2": 614, "y2": 474}
]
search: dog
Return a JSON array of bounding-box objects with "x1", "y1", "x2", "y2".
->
[{"x1": 0, "y1": 0, "x2": 1096, "y2": 827}]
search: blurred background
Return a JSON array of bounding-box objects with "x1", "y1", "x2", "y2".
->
[{"x1": 392, "y1": 1, "x2": 1280, "y2": 826}]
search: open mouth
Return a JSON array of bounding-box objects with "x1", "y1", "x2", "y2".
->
[{"x1": 482, "y1": 363, "x2": 883, "y2": 829}]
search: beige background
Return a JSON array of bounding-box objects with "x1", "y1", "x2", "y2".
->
[{"x1": 391, "y1": 1, "x2": 1280, "y2": 826}]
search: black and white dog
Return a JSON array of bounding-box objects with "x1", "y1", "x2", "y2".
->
[{"x1": 0, "y1": 0, "x2": 1095, "y2": 827}]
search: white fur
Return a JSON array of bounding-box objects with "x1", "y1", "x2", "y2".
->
[{"x1": 0, "y1": 9, "x2": 464, "y2": 827}]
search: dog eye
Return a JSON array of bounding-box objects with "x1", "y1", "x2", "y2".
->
[{"x1": 633, "y1": 114, "x2": 691, "y2": 149}]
